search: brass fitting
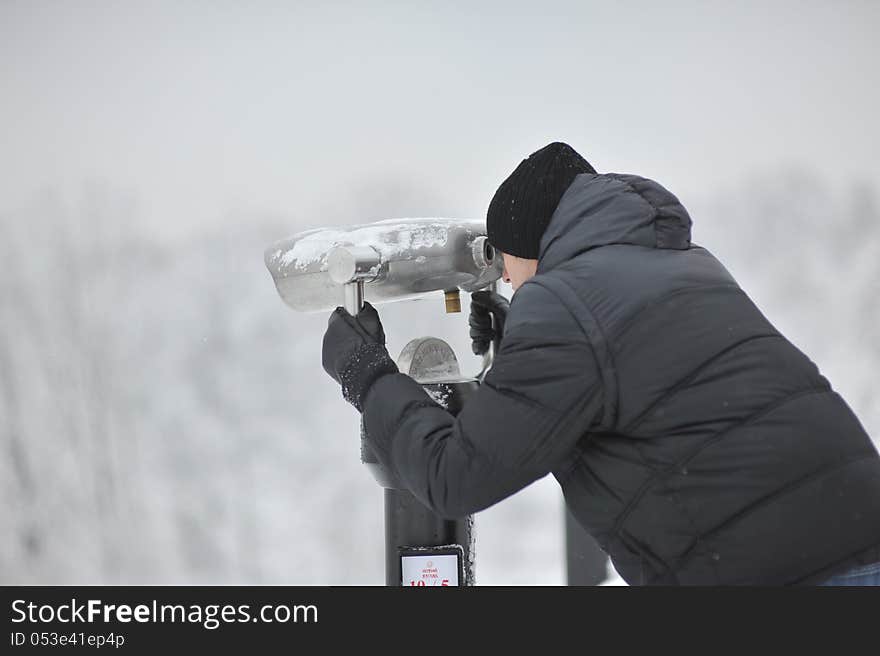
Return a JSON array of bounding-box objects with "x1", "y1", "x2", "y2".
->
[{"x1": 444, "y1": 289, "x2": 461, "y2": 313}]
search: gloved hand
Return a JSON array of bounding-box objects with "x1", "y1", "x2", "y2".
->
[
  {"x1": 322, "y1": 302, "x2": 399, "y2": 411},
  {"x1": 469, "y1": 290, "x2": 510, "y2": 355}
]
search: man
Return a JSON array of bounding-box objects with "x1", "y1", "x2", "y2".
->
[{"x1": 322, "y1": 142, "x2": 880, "y2": 585}]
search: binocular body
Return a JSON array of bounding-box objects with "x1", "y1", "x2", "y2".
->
[{"x1": 264, "y1": 218, "x2": 502, "y2": 313}]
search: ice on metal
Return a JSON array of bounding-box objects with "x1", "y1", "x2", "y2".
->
[
  {"x1": 264, "y1": 218, "x2": 502, "y2": 313},
  {"x1": 271, "y1": 219, "x2": 457, "y2": 271}
]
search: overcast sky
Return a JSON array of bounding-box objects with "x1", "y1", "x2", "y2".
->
[{"x1": 2, "y1": 1, "x2": 878, "y2": 239}]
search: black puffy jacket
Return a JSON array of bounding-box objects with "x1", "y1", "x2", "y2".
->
[{"x1": 362, "y1": 172, "x2": 880, "y2": 585}]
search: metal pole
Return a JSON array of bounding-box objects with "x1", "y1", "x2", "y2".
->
[
  {"x1": 329, "y1": 245, "x2": 379, "y2": 315},
  {"x1": 385, "y1": 489, "x2": 474, "y2": 586},
  {"x1": 343, "y1": 280, "x2": 364, "y2": 315},
  {"x1": 361, "y1": 338, "x2": 479, "y2": 586}
]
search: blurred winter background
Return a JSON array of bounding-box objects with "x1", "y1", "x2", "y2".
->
[{"x1": 1, "y1": 1, "x2": 878, "y2": 585}]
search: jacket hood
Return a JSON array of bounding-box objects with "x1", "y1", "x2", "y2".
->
[{"x1": 538, "y1": 173, "x2": 692, "y2": 272}]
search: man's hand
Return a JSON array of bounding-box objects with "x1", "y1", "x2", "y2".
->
[
  {"x1": 322, "y1": 302, "x2": 399, "y2": 411},
  {"x1": 469, "y1": 290, "x2": 510, "y2": 355}
]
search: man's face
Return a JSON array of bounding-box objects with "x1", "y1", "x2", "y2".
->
[{"x1": 500, "y1": 252, "x2": 539, "y2": 291}]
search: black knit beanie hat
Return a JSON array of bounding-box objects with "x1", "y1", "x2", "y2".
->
[{"x1": 487, "y1": 142, "x2": 596, "y2": 259}]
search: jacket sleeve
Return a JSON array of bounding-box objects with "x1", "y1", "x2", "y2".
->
[{"x1": 361, "y1": 280, "x2": 604, "y2": 518}]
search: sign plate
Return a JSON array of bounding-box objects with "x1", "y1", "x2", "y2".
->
[{"x1": 400, "y1": 546, "x2": 463, "y2": 587}]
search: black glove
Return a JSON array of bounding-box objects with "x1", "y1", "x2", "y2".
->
[
  {"x1": 469, "y1": 290, "x2": 510, "y2": 356},
  {"x1": 322, "y1": 302, "x2": 399, "y2": 411}
]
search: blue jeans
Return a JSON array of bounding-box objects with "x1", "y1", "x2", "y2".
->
[{"x1": 820, "y1": 561, "x2": 880, "y2": 586}]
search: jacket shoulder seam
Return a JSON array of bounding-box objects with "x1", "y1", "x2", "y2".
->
[{"x1": 529, "y1": 274, "x2": 619, "y2": 430}]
